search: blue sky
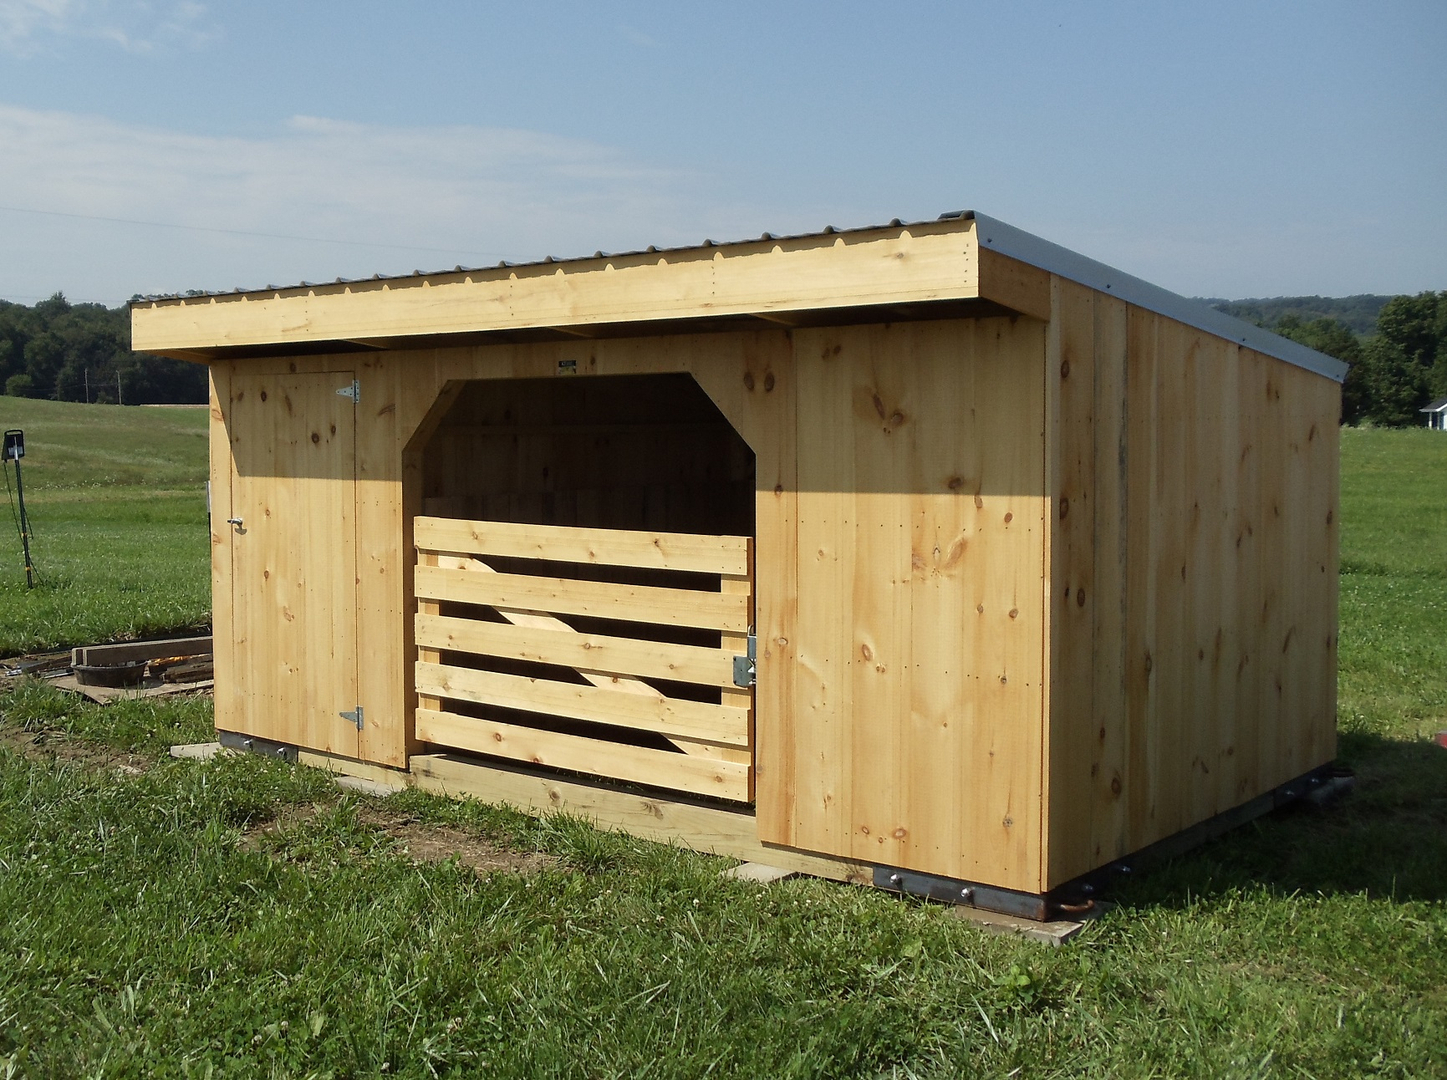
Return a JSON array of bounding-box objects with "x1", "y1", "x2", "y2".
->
[{"x1": 0, "y1": 0, "x2": 1442, "y2": 306}]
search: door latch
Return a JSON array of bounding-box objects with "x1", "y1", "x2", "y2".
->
[{"x1": 732, "y1": 633, "x2": 757, "y2": 688}]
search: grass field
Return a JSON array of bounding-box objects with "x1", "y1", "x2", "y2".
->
[
  {"x1": 0, "y1": 405, "x2": 1443, "y2": 1078},
  {"x1": 0, "y1": 398, "x2": 211, "y2": 653}
]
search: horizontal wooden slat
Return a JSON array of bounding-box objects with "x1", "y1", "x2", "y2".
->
[
  {"x1": 415, "y1": 661, "x2": 750, "y2": 748},
  {"x1": 411, "y1": 755, "x2": 865, "y2": 877},
  {"x1": 414, "y1": 564, "x2": 749, "y2": 632},
  {"x1": 416, "y1": 708, "x2": 751, "y2": 802},
  {"x1": 416, "y1": 613, "x2": 739, "y2": 689},
  {"x1": 416, "y1": 516, "x2": 751, "y2": 577}
]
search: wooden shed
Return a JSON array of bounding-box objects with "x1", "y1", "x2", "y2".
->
[{"x1": 132, "y1": 212, "x2": 1346, "y2": 917}]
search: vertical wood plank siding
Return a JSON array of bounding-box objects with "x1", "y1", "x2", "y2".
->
[
  {"x1": 774, "y1": 319, "x2": 1048, "y2": 893},
  {"x1": 1044, "y1": 280, "x2": 1339, "y2": 886}
]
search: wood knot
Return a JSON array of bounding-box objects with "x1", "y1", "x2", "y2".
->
[
  {"x1": 743, "y1": 372, "x2": 755, "y2": 391},
  {"x1": 1003, "y1": 512, "x2": 1013, "y2": 524},
  {"x1": 947, "y1": 475, "x2": 965, "y2": 491},
  {"x1": 1008, "y1": 608, "x2": 1019, "y2": 619},
  {"x1": 1076, "y1": 588, "x2": 1085, "y2": 607},
  {"x1": 1059, "y1": 496, "x2": 1069, "y2": 520},
  {"x1": 1060, "y1": 359, "x2": 1070, "y2": 378},
  {"x1": 310, "y1": 432, "x2": 320, "y2": 444},
  {"x1": 764, "y1": 372, "x2": 775, "y2": 392},
  {"x1": 974, "y1": 495, "x2": 984, "y2": 510}
]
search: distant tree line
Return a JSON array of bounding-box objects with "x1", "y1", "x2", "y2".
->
[
  {"x1": 1210, "y1": 292, "x2": 1447, "y2": 426},
  {"x1": 0, "y1": 294, "x2": 207, "y2": 405}
]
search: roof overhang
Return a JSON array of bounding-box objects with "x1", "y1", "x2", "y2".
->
[{"x1": 130, "y1": 211, "x2": 1348, "y2": 383}]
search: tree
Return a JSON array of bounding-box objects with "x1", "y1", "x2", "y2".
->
[
  {"x1": 1364, "y1": 292, "x2": 1446, "y2": 425},
  {"x1": 0, "y1": 293, "x2": 207, "y2": 404}
]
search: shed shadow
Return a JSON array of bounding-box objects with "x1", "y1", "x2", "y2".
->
[{"x1": 1107, "y1": 732, "x2": 1447, "y2": 907}]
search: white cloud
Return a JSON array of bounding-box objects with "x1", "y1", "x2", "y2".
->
[
  {"x1": 0, "y1": 102, "x2": 745, "y2": 304},
  {"x1": 0, "y1": 0, "x2": 214, "y2": 55}
]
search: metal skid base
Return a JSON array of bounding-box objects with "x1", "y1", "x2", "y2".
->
[{"x1": 875, "y1": 763, "x2": 1351, "y2": 923}]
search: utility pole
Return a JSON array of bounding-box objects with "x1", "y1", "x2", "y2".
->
[
  {"x1": 116, "y1": 369, "x2": 122, "y2": 405},
  {"x1": 84, "y1": 367, "x2": 89, "y2": 403}
]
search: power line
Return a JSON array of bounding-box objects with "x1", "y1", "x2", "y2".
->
[{"x1": 0, "y1": 203, "x2": 510, "y2": 261}]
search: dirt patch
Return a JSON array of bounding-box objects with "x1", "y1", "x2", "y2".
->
[
  {"x1": 241, "y1": 803, "x2": 554, "y2": 877},
  {"x1": 361, "y1": 807, "x2": 556, "y2": 875},
  {"x1": 0, "y1": 723, "x2": 150, "y2": 776},
  {"x1": 238, "y1": 803, "x2": 322, "y2": 851}
]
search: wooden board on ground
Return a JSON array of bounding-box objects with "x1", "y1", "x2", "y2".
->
[
  {"x1": 409, "y1": 753, "x2": 869, "y2": 883},
  {"x1": 52, "y1": 675, "x2": 214, "y2": 705}
]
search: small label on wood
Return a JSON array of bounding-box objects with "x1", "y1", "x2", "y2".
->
[{"x1": 557, "y1": 359, "x2": 578, "y2": 376}]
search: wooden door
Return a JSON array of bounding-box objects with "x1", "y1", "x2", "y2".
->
[{"x1": 227, "y1": 372, "x2": 359, "y2": 756}]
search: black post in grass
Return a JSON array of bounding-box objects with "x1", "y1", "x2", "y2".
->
[{"x1": 3, "y1": 430, "x2": 34, "y2": 589}]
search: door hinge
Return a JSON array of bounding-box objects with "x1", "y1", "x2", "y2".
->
[
  {"x1": 340, "y1": 705, "x2": 364, "y2": 730},
  {"x1": 732, "y1": 633, "x2": 757, "y2": 688},
  {"x1": 336, "y1": 379, "x2": 360, "y2": 403}
]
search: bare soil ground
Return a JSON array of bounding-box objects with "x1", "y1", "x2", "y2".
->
[
  {"x1": 242, "y1": 803, "x2": 556, "y2": 877},
  {"x1": 0, "y1": 721, "x2": 150, "y2": 776},
  {"x1": 0, "y1": 710, "x2": 552, "y2": 878}
]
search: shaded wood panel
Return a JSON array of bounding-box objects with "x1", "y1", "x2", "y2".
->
[
  {"x1": 207, "y1": 364, "x2": 236, "y2": 737},
  {"x1": 1044, "y1": 291, "x2": 1340, "y2": 887},
  {"x1": 767, "y1": 317, "x2": 1048, "y2": 893},
  {"x1": 225, "y1": 370, "x2": 359, "y2": 756},
  {"x1": 421, "y1": 374, "x2": 754, "y2": 539}
]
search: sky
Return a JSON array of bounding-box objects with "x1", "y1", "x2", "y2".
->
[{"x1": 0, "y1": 0, "x2": 1443, "y2": 307}]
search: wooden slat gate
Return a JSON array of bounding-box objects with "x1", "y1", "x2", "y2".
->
[{"x1": 413, "y1": 516, "x2": 754, "y2": 802}]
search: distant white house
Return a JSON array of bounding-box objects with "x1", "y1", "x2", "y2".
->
[{"x1": 1422, "y1": 398, "x2": 1447, "y2": 430}]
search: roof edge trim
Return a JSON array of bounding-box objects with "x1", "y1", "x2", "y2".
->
[{"x1": 971, "y1": 213, "x2": 1349, "y2": 384}]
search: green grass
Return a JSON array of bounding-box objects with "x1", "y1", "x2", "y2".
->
[
  {"x1": 0, "y1": 420, "x2": 1444, "y2": 1077},
  {"x1": 0, "y1": 398, "x2": 210, "y2": 653}
]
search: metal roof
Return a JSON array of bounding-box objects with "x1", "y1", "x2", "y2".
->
[{"x1": 132, "y1": 210, "x2": 1349, "y2": 383}]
